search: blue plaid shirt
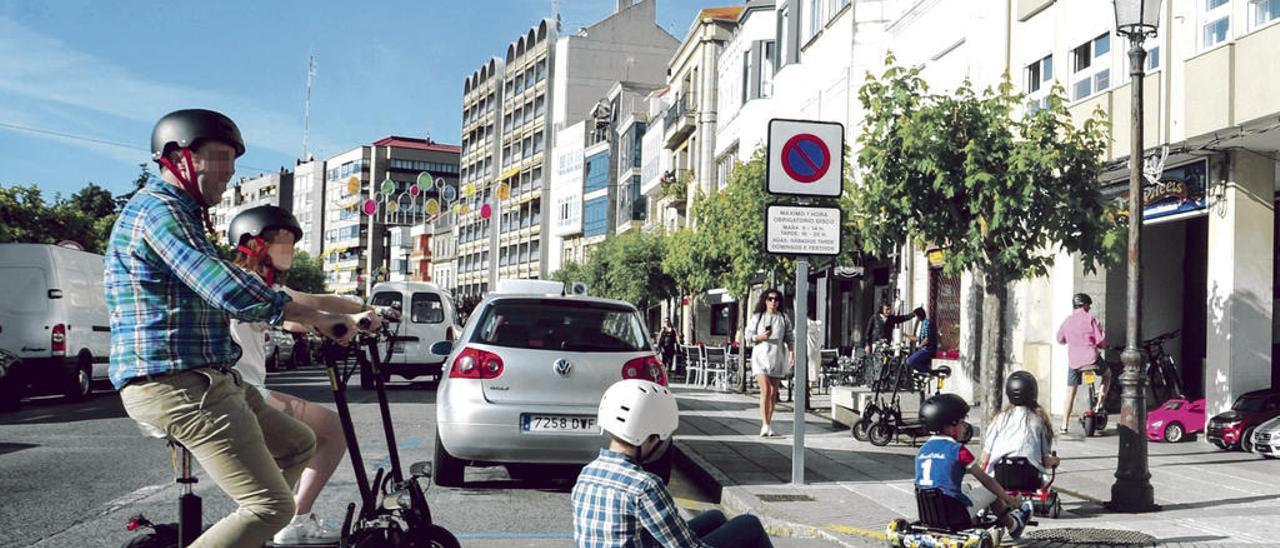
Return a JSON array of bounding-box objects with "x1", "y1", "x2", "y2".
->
[
  {"x1": 572, "y1": 449, "x2": 709, "y2": 548},
  {"x1": 104, "y1": 179, "x2": 290, "y2": 389}
]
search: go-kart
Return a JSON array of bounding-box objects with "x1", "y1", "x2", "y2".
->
[
  {"x1": 886, "y1": 487, "x2": 1034, "y2": 548},
  {"x1": 993, "y1": 455, "x2": 1060, "y2": 519}
]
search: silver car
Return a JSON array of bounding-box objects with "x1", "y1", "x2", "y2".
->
[
  {"x1": 431, "y1": 287, "x2": 668, "y2": 487},
  {"x1": 1252, "y1": 416, "x2": 1280, "y2": 459}
]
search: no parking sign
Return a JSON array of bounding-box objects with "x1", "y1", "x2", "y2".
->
[{"x1": 766, "y1": 118, "x2": 844, "y2": 197}]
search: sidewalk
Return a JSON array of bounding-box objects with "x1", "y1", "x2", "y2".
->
[{"x1": 669, "y1": 386, "x2": 1280, "y2": 547}]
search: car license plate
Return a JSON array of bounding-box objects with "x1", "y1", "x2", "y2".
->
[
  {"x1": 1083, "y1": 371, "x2": 1097, "y2": 384},
  {"x1": 521, "y1": 414, "x2": 598, "y2": 434}
]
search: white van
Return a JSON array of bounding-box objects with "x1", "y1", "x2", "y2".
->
[
  {"x1": 366, "y1": 281, "x2": 459, "y2": 387},
  {"x1": 0, "y1": 244, "x2": 111, "y2": 400}
]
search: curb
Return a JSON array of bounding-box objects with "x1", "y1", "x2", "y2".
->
[{"x1": 671, "y1": 440, "x2": 875, "y2": 547}]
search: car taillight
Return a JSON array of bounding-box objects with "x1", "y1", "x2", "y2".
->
[
  {"x1": 450, "y1": 347, "x2": 504, "y2": 379},
  {"x1": 51, "y1": 324, "x2": 66, "y2": 357},
  {"x1": 622, "y1": 356, "x2": 667, "y2": 386}
]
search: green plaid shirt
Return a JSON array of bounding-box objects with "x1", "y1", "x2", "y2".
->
[{"x1": 105, "y1": 179, "x2": 290, "y2": 389}]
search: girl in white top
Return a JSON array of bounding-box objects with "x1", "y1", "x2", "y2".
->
[
  {"x1": 980, "y1": 371, "x2": 1060, "y2": 479},
  {"x1": 747, "y1": 288, "x2": 794, "y2": 437},
  {"x1": 227, "y1": 206, "x2": 383, "y2": 546}
]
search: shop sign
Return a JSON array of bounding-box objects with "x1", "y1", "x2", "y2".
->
[{"x1": 1113, "y1": 160, "x2": 1208, "y2": 223}]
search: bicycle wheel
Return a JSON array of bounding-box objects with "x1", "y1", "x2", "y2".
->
[{"x1": 868, "y1": 422, "x2": 893, "y2": 446}]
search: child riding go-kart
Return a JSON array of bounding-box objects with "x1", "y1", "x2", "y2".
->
[{"x1": 886, "y1": 394, "x2": 1033, "y2": 548}]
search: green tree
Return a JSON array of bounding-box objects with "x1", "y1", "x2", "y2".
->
[
  {"x1": 554, "y1": 230, "x2": 677, "y2": 311},
  {"x1": 285, "y1": 251, "x2": 327, "y2": 294},
  {"x1": 853, "y1": 56, "x2": 1121, "y2": 423}
]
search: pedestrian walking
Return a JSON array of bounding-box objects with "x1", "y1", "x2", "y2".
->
[
  {"x1": 747, "y1": 288, "x2": 794, "y2": 437},
  {"x1": 657, "y1": 319, "x2": 680, "y2": 376}
]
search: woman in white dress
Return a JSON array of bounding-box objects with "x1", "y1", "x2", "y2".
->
[
  {"x1": 226, "y1": 206, "x2": 386, "y2": 546},
  {"x1": 747, "y1": 288, "x2": 794, "y2": 437}
]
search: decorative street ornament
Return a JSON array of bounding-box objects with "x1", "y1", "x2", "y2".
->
[
  {"x1": 460, "y1": 202, "x2": 470, "y2": 215},
  {"x1": 417, "y1": 172, "x2": 434, "y2": 190},
  {"x1": 380, "y1": 177, "x2": 396, "y2": 195},
  {"x1": 496, "y1": 182, "x2": 511, "y2": 201},
  {"x1": 409, "y1": 184, "x2": 421, "y2": 197},
  {"x1": 363, "y1": 199, "x2": 378, "y2": 216},
  {"x1": 425, "y1": 198, "x2": 440, "y2": 216},
  {"x1": 441, "y1": 184, "x2": 458, "y2": 203},
  {"x1": 463, "y1": 182, "x2": 476, "y2": 198},
  {"x1": 387, "y1": 202, "x2": 399, "y2": 213},
  {"x1": 346, "y1": 176, "x2": 360, "y2": 195},
  {"x1": 480, "y1": 203, "x2": 492, "y2": 219}
]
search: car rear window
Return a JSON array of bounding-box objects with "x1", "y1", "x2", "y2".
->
[
  {"x1": 1232, "y1": 395, "x2": 1274, "y2": 412},
  {"x1": 471, "y1": 299, "x2": 648, "y2": 352},
  {"x1": 410, "y1": 293, "x2": 445, "y2": 324},
  {"x1": 1161, "y1": 401, "x2": 1182, "y2": 410}
]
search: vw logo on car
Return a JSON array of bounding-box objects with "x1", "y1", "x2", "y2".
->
[{"x1": 553, "y1": 358, "x2": 573, "y2": 377}]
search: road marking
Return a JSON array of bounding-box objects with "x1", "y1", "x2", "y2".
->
[
  {"x1": 454, "y1": 531, "x2": 573, "y2": 539},
  {"x1": 823, "y1": 523, "x2": 889, "y2": 540}
]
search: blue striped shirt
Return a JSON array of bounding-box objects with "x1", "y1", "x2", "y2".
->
[
  {"x1": 572, "y1": 449, "x2": 709, "y2": 548},
  {"x1": 104, "y1": 179, "x2": 290, "y2": 389}
]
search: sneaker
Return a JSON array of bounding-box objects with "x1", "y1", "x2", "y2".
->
[
  {"x1": 765, "y1": 425, "x2": 778, "y2": 437},
  {"x1": 272, "y1": 513, "x2": 340, "y2": 546},
  {"x1": 1006, "y1": 501, "x2": 1033, "y2": 540},
  {"x1": 760, "y1": 424, "x2": 769, "y2": 437}
]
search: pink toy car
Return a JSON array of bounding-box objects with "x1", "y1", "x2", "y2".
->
[{"x1": 1147, "y1": 398, "x2": 1206, "y2": 443}]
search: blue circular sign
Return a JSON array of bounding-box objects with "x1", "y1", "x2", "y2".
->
[{"x1": 781, "y1": 133, "x2": 831, "y2": 183}]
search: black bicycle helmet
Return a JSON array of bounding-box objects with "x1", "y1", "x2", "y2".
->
[
  {"x1": 151, "y1": 109, "x2": 246, "y2": 163},
  {"x1": 1072, "y1": 293, "x2": 1092, "y2": 308},
  {"x1": 920, "y1": 393, "x2": 970, "y2": 433},
  {"x1": 1005, "y1": 370, "x2": 1039, "y2": 406},
  {"x1": 228, "y1": 206, "x2": 303, "y2": 248}
]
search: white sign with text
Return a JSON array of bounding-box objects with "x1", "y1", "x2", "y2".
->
[{"x1": 765, "y1": 205, "x2": 842, "y2": 256}]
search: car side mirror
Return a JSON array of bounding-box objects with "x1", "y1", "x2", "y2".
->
[{"x1": 430, "y1": 341, "x2": 454, "y2": 355}]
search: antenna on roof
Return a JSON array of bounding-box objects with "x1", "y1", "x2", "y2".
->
[{"x1": 303, "y1": 53, "x2": 317, "y2": 160}]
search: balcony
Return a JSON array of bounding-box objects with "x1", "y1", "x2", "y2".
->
[{"x1": 663, "y1": 94, "x2": 696, "y2": 148}]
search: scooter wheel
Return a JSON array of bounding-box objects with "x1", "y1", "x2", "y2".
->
[
  {"x1": 1082, "y1": 414, "x2": 1098, "y2": 437},
  {"x1": 868, "y1": 422, "x2": 893, "y2": 447},
  {"x1": 852, "y1": 418, "x2": 871, "y2": 441},
  {"x1": 1050, "y1": 493, "x2": 1062, "y2": 519},
  {"x1": 1096, "y1": 413, "x2": 1109, "y2": 433},
  {"x1": 422, "y1": 524, "x2": 461, "y2": 548}
]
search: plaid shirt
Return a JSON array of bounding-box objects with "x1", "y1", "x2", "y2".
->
[
  {"x1": 571, "y1": 449, "x2": 709, "y2": 548},
  {"x1": 104, "y1": 179, "x2": 290, "y2": 389}
]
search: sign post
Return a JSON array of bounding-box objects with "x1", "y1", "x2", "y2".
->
[{"x1": 766, "y1": 118, "x2": 844, "y2": 486}]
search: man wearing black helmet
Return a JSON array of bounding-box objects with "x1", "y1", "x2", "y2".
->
[
  {"x1": 106, "y1": 109, "x2": 357, "y2": 547},
  {"x1": 1056, "y1": 293, "x2": 1107, "y2": 434},
  {"x1": 915, "y1": 394, "x2": 1031, "y2": 539}
]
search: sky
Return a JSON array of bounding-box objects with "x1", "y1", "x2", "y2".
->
[{"x1": 0, "y1": 0, "x2": 734, "y2": 198}]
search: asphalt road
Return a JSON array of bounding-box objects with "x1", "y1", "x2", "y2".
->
[{"x1": 0, "y1": 366, "x2": 830, "y2": 547}]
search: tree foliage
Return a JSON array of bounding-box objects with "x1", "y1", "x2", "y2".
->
[
  {"x1": 1, "y1": 164, "x2": 155, "y2": 254},
  {"x1": 285, "y1": 251, "x2": 327, "y2": 294},
  {"x1": 553, "y1": 230, "x2": 677, "y2": 310},
  {"x1": 853, "y1": 55, "x2": 1123, "y2": 421}
]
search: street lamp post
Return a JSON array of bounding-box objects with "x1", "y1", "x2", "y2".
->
[{"x1": 1108, "y1": 0, "x2": 1162, "y2": 513}]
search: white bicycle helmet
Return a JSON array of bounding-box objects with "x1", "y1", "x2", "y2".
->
[{"x1": 597, "y1": 379, "x2": 679, "y2": 447}]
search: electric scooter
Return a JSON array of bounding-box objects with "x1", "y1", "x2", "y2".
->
[{"x1": 314, "y1": 315, "x2": 459, "y2": 547}]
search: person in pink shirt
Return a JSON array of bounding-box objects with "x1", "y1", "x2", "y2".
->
[{"x1": 1056, "y1": 293, "x2": 1107, "y2": 434}]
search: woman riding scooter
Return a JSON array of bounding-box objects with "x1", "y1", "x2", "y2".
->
[{"x1": 227, "y1": 206, "x2": 389, "y2": 546}]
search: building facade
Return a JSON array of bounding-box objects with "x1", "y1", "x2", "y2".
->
[
  {"x1": 452, "y1": 0, "x2": 677, "y2": 297},
  {"x1": 210, "y1": 168, "x2": 296, "y2": 246},
  {"x1": 293, "y1": 158, "x2": 326, "y2": 258},
  {"x1": 322, "y1": 146, "x2": 372, "y2": 294}
]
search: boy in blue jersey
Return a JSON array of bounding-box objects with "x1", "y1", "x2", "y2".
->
[{"x1": 915, "y1": 393, "x2": 1031, "y2": 539}]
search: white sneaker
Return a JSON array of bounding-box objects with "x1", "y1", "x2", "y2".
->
[
  {"x1": 272, "y1": 513, "x2": 340, "y2": 546},
  {"x1": 760, "y1": 424, "x2": 769, "y2": 437}
]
